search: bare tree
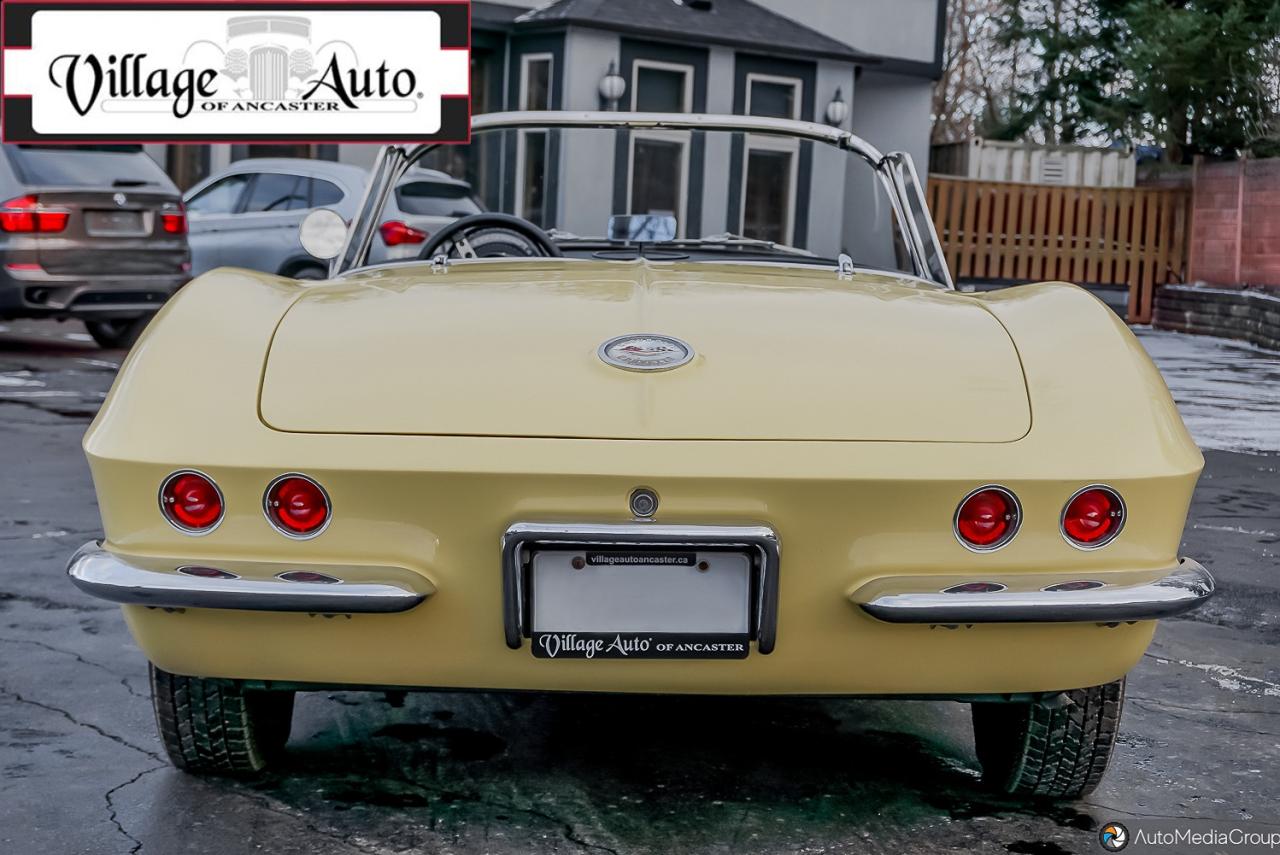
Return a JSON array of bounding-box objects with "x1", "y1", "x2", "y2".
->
[{"x1": 932, "y1": 0, "x2": 1016, "y2": 144}]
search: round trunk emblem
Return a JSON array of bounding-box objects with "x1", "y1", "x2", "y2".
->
[{"x1": 598, "y1": 334, "x2": 694, "y2": 372}]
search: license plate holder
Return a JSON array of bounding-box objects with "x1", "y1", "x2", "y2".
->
[
  {"x1": 529, "y1": 547, "x2": 751, "y2": 660},
  {"x1": 85, "y1": 209, "x2": 146, "y2": 236},
  {"x1": 501, "y1": 523, "x2": 781, "y2": 656}
]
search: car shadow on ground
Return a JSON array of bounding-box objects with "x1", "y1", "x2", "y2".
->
[{"x1": 185, "y1": 692, "x2": 1100, "y2": 853}]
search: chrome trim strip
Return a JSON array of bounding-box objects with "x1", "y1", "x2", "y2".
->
[
  {"x1": 500, "y1": 522, "x2": 781, "y2": 654},
  {"x1": 65, "y1": 541, "x2": 425, "y2": 614},
  {"x1": 855, "y1": 558, "x2": 1215, "y2": 624}
]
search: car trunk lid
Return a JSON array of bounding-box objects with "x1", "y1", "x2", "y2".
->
[
  {"x1": 259, "y1": 262, "x2": 1031, "y2": 442},
  {"x1": 26, "y1": 188, "x2": 188, "y2": 276}
]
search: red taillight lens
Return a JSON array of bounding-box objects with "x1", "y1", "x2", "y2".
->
[
  {"x1": 379, "y1": 220, "x2": 428, "y2": 246},
  {"x1": 0, "y1": 195, "x2": 68, "y2": 233},
  {"x1": 161, "y1": 205, "x2": 188, "y2": 235},
  {"x1": 955, "y1": 487, "x2": 1020, "y2": 549},
  {"x1": 265, "y1": 475, "x2": 330, "y2": 537},
  {"x1": 160, "y1": 471, "x2": 223, "y2": 532},
  {"x1": 1062, "y1": 487, "x2": 1124, "y2": 546}
]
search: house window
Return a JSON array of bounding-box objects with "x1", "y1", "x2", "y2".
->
[
  {"x1": 423, "y1": 54, "x2": 495, "y2": 197},
  {"x1": 516, "y1": 53, "x2": 553, "y2": 226},
  {"x1": 740, "y1": 73, "x2": 802, "y2": 245},
  {"x1": 628, "y1": 60, "x2": 693, "y2": 234}
]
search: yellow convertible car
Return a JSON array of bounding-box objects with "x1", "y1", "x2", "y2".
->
[{"x1": 68, "y1": 112, "x2": 1214, "y2": 798}]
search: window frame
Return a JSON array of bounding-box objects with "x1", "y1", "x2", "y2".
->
[
  {"x1": 514, "y1": 52, "x2": 555, "y2": 224},
  {"x1": 185, "y1": 173, "x2": 252, "y2": 216},
  {"x1": 239, "y1": 171, "x2": 311, "y2": 214},
  {"x1": 627, "y1": 59, "x2": 694, "y2": 236},
  {"x1": 309, "y1": 177, "x2": 345, "y2": 208},
  {"x1": 739, "y1": 72, "x2": 803, "y2": 245}
]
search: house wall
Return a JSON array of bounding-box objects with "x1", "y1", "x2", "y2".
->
[
  {"x1": 556, "y1": 27, "x2": 621, "y2": 236},
  {"x1": 546, "y1": 32, "x2": 854, "y2": 255},
  {"x1": 843, "y1": 69, "x2": 933, "y2": 265},
  {"x1": 699, "y1": 46, "x2": 737, "y2": 238},
  {"x1": 750, "y1": 0, "x2": 940, "y2": 68}
]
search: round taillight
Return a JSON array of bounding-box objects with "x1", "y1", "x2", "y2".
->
[
  {"x1": 954, "y1": 486, "x2": 1021, "y2": 551},
  {"x1": 159, "y1": 470, "x2": 224, "y2": 533},
  {"x1": 1062, "y1": 486, "x2": 1125, "y2": 548},
  {"x1": 264, "y1": 474, "x2": 331, "y2": 538}
]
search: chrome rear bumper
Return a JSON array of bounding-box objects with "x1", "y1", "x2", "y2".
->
[
  {"x1": 66, "y1": 541, "x2": 427, "y2": 614},
  {"x1": 854, "y1": 558, "x2": 1215, "y2": 624}
]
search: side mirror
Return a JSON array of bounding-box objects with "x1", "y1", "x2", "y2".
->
[{"x1": 299, "y1": 208, "x2": 347, "y2": 261}]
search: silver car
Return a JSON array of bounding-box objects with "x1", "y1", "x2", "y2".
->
[
  {"x1": 184, "y1": 159, "x2": 483, "y2": 277},
  {"x1": 184, "y1": 159, "x2": 366, "y2": 279},
  {"x1": 373, "y1": 167, "x2": 485, "y2": 263}
]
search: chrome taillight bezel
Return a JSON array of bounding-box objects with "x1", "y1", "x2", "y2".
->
[
  {"x1": 953, "y1": 484, "x2": 1023, "y2": 553},
  {"x1": 1061, "y1": 484, "x2": 1126, "y2": 550},
  {"x1": 158, "y1": 469, "x2": 225, "y2": 536},
  {"x1": 262, "y1": 473, "x2": 333, "y2": 540}
]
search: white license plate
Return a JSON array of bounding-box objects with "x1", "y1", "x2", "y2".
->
[
  {"x1": 530, "y1": 549, "x2": 751, "y2": 660},
  {"x1": 85, "y1": 210, "x2": 145, "y2": 236}
]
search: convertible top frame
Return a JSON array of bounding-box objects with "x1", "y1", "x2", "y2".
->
[{"x1": 335, "y1": 111, "x2": 954, "y2": 289}]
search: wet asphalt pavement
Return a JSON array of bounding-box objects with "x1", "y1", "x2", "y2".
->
[{"x1": 1, "y1": 318, "x2": 1278, "y2": 855}]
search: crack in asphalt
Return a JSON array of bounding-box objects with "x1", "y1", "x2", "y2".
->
[
  {"x1": 1130, "y1": 698, "x2": 1280, "y2": 738},
  {"x1": 225, "y1": 789, "x2": 403, "y2": 855},
  {"x1": 1082, "y1": 801, "x2": 1280, "y2": 828},
  {"x1": 346, "y1": 774, "x2": 622, "y2": 855},
  {"x1": 0, "y1": 589, "x2": 112, "y2": 613},
  {"x1": 0, "y1": 398, "x2": 96, "y2": 420},
  {"x1": 0, "y1": 637, "x2": 147, "y2": 700},
  {"x1": 0, "y1": 686, "x2": 163, "y2": 762},
  {"x1": 1130, "y1": 695, "x2": 1280, "y2": 717},
  {"x1": 104, "y1": 765, "x2": 164, "y2": 855},
  {"x1": 0, "y1": 527, "x2": 97, "y2": 542}
]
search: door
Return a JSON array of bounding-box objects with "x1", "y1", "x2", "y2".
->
[
  {"x1": 215, "y1": 172, "x2": 312, "y2": 273},
  {"x1": 183, "y1": 173, "x2": 251, "y2": 275}
]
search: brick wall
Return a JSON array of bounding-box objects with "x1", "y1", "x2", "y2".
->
[{"x1": 1189, "y1": 157, "x2": 1280, "y2": 288}]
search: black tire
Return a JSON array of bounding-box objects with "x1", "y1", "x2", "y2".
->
[
  {"x1": 971, "y1": 678, "x2": 1124, "y2": 799},
  {"x1": 84, "y1": 316, "x2": 151, "y2": 349},
  {"x1": 150, "y1": 664, "x2": 295, "y2": 777},
  {"x1": 288, "y1": 264, "x2": 328, "y2": 281}
]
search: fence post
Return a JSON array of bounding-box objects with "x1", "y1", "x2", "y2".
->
[
  {"x1": 1234, "y1": 155, "x2": 1247, "y2": 285},
  {"x1": 1186, "y1": 156, "x2": 1201, "y2": 282}
]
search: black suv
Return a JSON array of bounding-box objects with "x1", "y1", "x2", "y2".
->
[{"x1": 0, "y1": 145, "x2": 190, "y2": 348}]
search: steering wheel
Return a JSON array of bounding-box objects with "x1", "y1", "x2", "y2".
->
[{"x1": 417, "y1": 213, "x2": 563, "y2": 261}]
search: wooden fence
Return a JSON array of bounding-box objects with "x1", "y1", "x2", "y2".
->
[{"x1": 925, "y1": 176, "x2": 1192, "y2": 323}]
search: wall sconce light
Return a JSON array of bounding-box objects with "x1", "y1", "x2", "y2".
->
[
  {"x1": 599, "y1": 60, "x2": 627, "y2": 110},
  {"x1": 825, "y1": 87, "x2": 849, "y2": 127}
]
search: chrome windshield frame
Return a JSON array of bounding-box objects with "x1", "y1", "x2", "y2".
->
[{"x1": 334, "y1": 111, "x2": 952, "y2": 288}]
